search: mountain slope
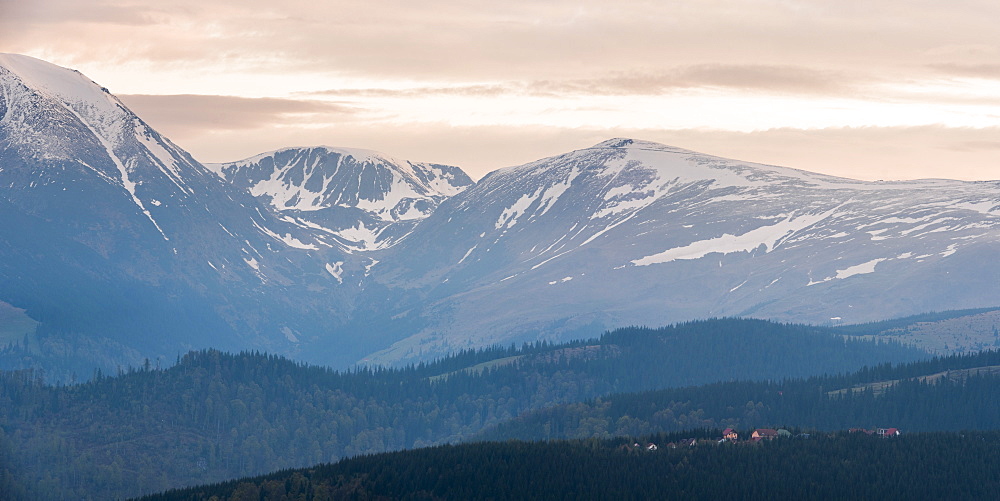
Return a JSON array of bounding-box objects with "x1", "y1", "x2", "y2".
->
[
  {"x1": 4, "y1": 54, "x2": 1000, "y2": 372},
  {"x1": 361, "y1": 138, "x2": 1000, "y2": 364},
  {"x1": 206, "y1": 146, "x2": 472, "y2": 253},
  {"x1": 0, "y1": 54, "x2": 362, "y2": 374}
]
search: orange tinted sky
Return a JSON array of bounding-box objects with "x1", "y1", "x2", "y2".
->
[{"x1": 3, "y1": 0, "x2": 999, "y2": 180}]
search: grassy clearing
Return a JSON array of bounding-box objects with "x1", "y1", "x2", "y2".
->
[{"x1": 428, "y1": 355, "x2": 524, "y2": 382}]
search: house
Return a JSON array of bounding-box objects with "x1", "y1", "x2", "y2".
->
[
  {"x1": 722, "y1": 428, "x2": 739, "y2": 441},
  {"x1": 752, "y1": 429, "x2": 779, "y2": 440},
  {"x1": 877, "y1": 428, "x2": 900, "y2": 437},
  {"x1": 646, "y1": 443, "x2": 658, "y2": 451}
]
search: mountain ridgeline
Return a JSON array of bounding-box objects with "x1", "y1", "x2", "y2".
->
[
  {"x1": 3, "y1": 54, "x2": 1000, "y2": 376},
  {"x1": 0, "y1": 319, "x2": 930, "y2": 500}
]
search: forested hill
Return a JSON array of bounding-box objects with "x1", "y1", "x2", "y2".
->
[
  {"x1": 478, "y1": 350, "x2": 1000, "y2": 442},
  {"x1": 139, "y1": 432, "x2": 1000, "y2": 501},
  {"x1": 0, "y1": 319, "x2": 924, "y2": 500}
]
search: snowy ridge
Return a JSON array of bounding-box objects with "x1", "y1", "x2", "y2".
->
[
  {"x1": 362, "y1": 137, "x2": 1000, "y2": 366},
  {"x1": 206, "y1": 146, "x2": 474, "y2": 253},
  {"x1": 8, "y1": 47, "x2": 1000, "y2": 371},
  {"x1": 470, "y1": 138, "x2": 1000, "y2": 275},
  {"x1": 0, "y1": 54, "x2": 173, "y2": 238},
  {"x1": 206, "y1": 146, "x2": 473, "y2": 220}
]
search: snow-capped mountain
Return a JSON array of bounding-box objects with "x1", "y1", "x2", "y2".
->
[
  {"x1": 4, "y1": 54, "x2": 1000, "y2": 375},
  {"x1": 360, "y1": 138, "x2": 1000, "y2": 363},
  {"x1": 0, "y1": 54, "x2": 362, "y2": 371},
  {"x1": 206, "y1": 147, "x2": 472, "y2": 252}
]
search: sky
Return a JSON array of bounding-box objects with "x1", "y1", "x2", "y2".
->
[{"x1": 2, "y1": 0, "x2": 1000, "y2": 181}]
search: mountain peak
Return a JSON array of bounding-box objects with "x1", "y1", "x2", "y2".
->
[
  {"x1": 204, "y1": 145, "x2": 474, "y2": 252},
  {"x1": 0, "y1": 54, "x2": 118, "y2": 112},
  {"x1": 589, "y1": 138, "x2": 692, "y2": 154},
  {"x1": 592, "y1": 138, "x2": 636, "y2": 148}
]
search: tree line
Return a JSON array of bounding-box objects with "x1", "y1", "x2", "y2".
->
[{"x1": 0, "y1": 319, "x2": 928, "y2": 500}]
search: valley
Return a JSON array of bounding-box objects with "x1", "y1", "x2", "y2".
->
[{"x1": 0, "y1": 319, "x2": 930, "y2": 500}]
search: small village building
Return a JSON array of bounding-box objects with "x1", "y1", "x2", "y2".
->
[
  {"x1": 722, "y1": 428, "x2": 739, "y2": 441},
  {"x1": 752, "y1": 429, "x2": 779, "y2": 440}
]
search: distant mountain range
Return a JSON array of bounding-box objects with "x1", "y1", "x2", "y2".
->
[{"x1": 2, "y1": 53, "x2": 1000, "y2": 374}]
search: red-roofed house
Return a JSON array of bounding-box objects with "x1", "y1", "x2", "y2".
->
[{"x1": 752, "y1": 429, "x2": 779, "y2": 440}]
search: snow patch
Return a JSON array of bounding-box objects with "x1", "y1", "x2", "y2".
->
[
  {"x1": 808, "y1": 258, "x2": 886, "y2": 285},
  {"x1": 951, "y1": 200, "x2": 1000, "y2": 215},
  {"x1": 252, "y1": 219, "x2": 317, "y2": 250},
  {"x1": 632, "y1": 209, "x2": 836, "y2": 266},
  {"x1": 355, "y1": 174, "x2": 426, "y2": 221},
  {"x1": 134, "y1": 121, "x2": 192, "y2": 195},
  {"x1": 280, "y1": 233, "x2": 317, "y2": 250},
  {"x1": 281, "y1": 327, "x2": 299, "y2": 343},
  {"x1": 536, "y1": 168, "x2": 579, "y2": 216},
  {"x1": 496, "y1": 191, "x2": 539, "y2": 229},
  {"x1": 835, "y1": 258, "x2": 886, "y2": 279},
  {"x1": 326, "y1": 262, "x2": 345, "y2": 283},
  {"x1": 333, "y1": 221, "x2": 386, "y2": 252},
  {"x1": 458, "y1": 245, "x2": 477, "y2": 264},
  {"x1": 867, "y1": 229, "x2": 889, "y2": 241}
]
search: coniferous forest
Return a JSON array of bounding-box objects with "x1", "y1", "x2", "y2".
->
[
  {"x1": 141, "y1": 432, "x2": 1000, "y2": 501},
  {"x1": 2, "y1": 319, "x2": 997, "y2": 500}
]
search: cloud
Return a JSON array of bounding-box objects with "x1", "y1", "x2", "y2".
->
[
  {"x1": 943, "y1": 140, "x2": 1000, "y2": 152},
  {"x1": 926, "y1": 63, "x2": 1000, "y2": 79},
  {"x1": 0, "y1": 0, "x2": 160, "y2": 26},
  {"x1": 118, "y1": 94, "x2": 357, "y2": 131},
  {"x1": 156, "y1": 116, "x2": 1000, "y2": 183},
  {"x1": 531, "y1": 65, "x2": 856, "y2": 96},
  {"x1": 306, "y1": 84, "x2": 513, "y2": 99},
  {"x1": 644, "y1": 125, "x2": 1000, "y2": 182},
  {"x1": 9, "y1": 0, "x2": 1000, "y2": 85},
  {"x1": 308, "y1": 65, "x2": 859, "y2": 101},
  {"x1": 7, "y1": 1, "x2": 1000, "y2": 184}
]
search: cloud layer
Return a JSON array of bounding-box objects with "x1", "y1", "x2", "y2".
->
[{"x1": 3, "y1": 0, "x2": 1000, "y2": 180}]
